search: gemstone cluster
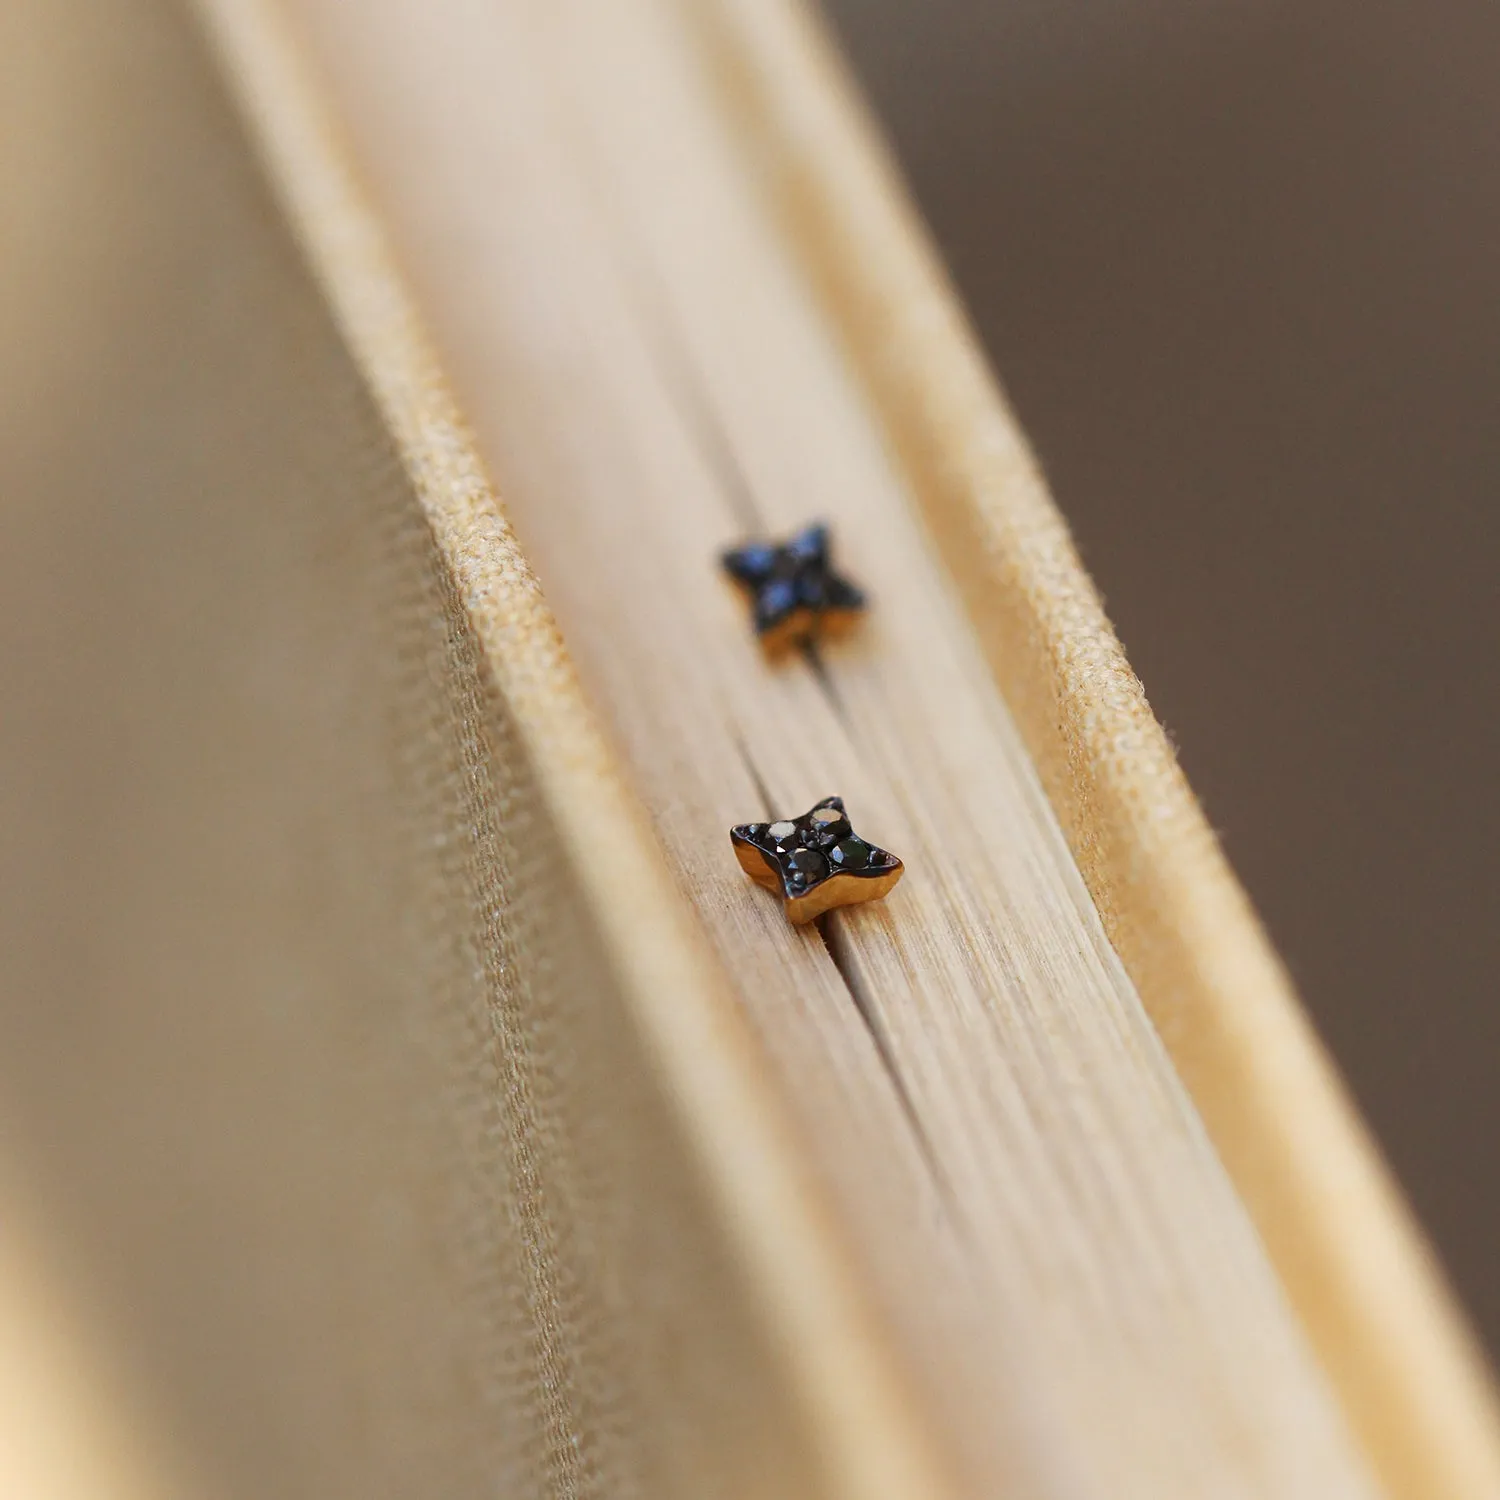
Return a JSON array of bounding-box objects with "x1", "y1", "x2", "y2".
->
[
  {"x1": 721, "y1": 523, "x2": 865, "y2": 648},
  {"x1": 730, "y1": 796, "x2": 902, "y2": 923}
]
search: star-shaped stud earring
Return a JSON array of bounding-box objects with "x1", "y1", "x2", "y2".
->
[
  {"x1": 721, "y1": 522, "x2": 866, "y2": 651},
  {"x1": 731, "y1": 796, "x2": 903, "y2": 924}
]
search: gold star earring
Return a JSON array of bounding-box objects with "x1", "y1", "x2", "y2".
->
[
  {"x1": 730, "y1": 796, "x2": 903, "y2": 923},
  {"x1": 721, "y1": 523, "x2": 866, "y2": 653}
]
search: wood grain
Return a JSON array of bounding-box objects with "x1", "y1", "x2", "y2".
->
[
  {"x1": 181, "y1": 0, "x2": 1439, "y2": 1493},
  {"x1": 690, "y1": 4, "x2": 1500, "y2": 1497},
  {"x1": 3, "y1": 0, "x2": 961, "y2": 1494}
]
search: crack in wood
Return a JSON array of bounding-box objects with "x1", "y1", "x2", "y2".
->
[
  {"x1": 730, "y1": 730, "x2": 776, "y2": 823},
  {"x1": 614, "y1": 242, "x2": 765, "y2": 533},
  {"x1": 800, "y1": 636, "x2": 850, "y2": 726},
  {"x1": 814, "y1": 908, "x2": 951, "y2": 1198},
  {"x1": 730, "y1": 734, "x2": 950, "y2": 1199}
]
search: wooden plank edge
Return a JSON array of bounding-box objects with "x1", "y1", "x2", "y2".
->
[
  {"x1": 682, "y1": 1, "x2": 1500, "y2": 1496},
  {"x1": 185, "y1": 3, "x2": 974, "y2": 1498}
]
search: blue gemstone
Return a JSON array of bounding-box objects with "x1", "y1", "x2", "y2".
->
[
  {"x1": 757, "y1": 578, "x2": 798, "y2": 622},
  {"x1": 725, "y1": 542, "x2": 777, "y2": 582},
  {"x1": 785, "y1": 524, "x2": 828, "y2": 564}
]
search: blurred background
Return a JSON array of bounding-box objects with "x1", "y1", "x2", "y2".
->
[{"x1": 820, "y1": 0, "x2": 1500, "y2": 1352}]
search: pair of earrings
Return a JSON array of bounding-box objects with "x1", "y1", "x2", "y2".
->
[{"x1": 721, "y1": 523, "x2": 903, "y2": 925}]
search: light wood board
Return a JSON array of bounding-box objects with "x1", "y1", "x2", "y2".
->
[{"x1": 192, "y1": 0, "x2": 1416, "y2": 1493}]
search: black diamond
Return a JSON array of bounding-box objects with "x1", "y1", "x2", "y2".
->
[
  {"x1": 788, "y1": 847, "x2": 829, "y2": 882},
  {"x1": 810, "y1": 804, "x2": 847, "y2": 832},
  {"x1": 830, "y1": 837, "x2": 870, "y2": 870}
]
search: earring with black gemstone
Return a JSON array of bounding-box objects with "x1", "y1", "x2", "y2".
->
[
  {"x1": 730, "y1": 796, "x2": 903, "y2": 924},
  {"x1": 721, "y1": 522, "x2": 865, "y2": 652}
]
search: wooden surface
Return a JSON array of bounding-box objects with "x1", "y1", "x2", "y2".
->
[
  {"x1": 693, "y1": 5, "x2": 1500, "y2": 1495},
  {"x1": 200, "y1": 0, "x2": 1424, "y2": 1492}
]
